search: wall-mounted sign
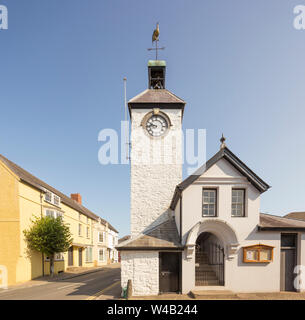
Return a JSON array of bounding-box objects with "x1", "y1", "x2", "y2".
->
[{"x1": 243, "y1": 244, "x2": 274, "y2": 263}]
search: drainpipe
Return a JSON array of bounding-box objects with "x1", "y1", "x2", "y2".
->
[
  {"x1": 40, "y1": 192, "x2": 45, "y2": 277},
  {"x1": 180, "y1": 193, "x2": 182, "y2": 244}
]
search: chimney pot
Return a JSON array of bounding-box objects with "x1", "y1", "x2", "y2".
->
[{"x1": 71, "y1": 193, "x2": 82, "y2": 205}]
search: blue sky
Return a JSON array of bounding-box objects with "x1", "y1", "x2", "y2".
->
[{"x1": 1, "y1": 1, "x2": 305, "y2": 237}]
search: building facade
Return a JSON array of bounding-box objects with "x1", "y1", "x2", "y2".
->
[
  {"x1": 0, "y1": 154, "x2": 118, "y2": 286},
  {"x1": 93, "y1": 219, "x2": 119, "y2": 266},
  {"x1": 118, "y1": 59, "x2": 305, "y2": 296}
]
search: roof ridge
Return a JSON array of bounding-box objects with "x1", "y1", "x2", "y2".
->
[
  {"x1": 0, "y1": 153, "x2": 102, "y2": 222},
  {"x1": 260, "y1": 212, "x2": 302, "y2": 221}
]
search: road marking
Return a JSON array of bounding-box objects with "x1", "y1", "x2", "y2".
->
[
  {"x1": 85, "y1": 281, "x2": 120, "y2": 300},
  {"x1": 57, "y1": 284, "x2": 78, "y2": 290}
]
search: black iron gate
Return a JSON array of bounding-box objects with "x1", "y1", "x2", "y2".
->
[{"x1": 195, "y1": 243, "x2": 225, "y2": 286}]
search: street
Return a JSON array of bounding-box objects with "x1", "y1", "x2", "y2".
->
[{"x1": 0, "y1": 265, "x2": 121, "y2": 300}]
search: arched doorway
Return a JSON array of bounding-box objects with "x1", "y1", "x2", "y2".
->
[{"x1": 195, "y1": 232, "x2": 225, "y2": 286}]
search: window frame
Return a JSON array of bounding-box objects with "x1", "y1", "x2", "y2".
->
[
  {"x1": 45, "y1": 191, "x2": 52, "y2": 203},
  {"x1": 98, "y1": 231, "x2": 104, "y2": 243},
  {"x1": 78, "y1": 224, "x2": 82, "y2": 236},
  {"x1": 45, "y1": 191, "x2": 61, "y2": 207},
  {"x1": 202, "y1": 188, "x2": 218, "y2": 217},
  {"x1": 45, "y1": 209, "x2": 63, "y2": 219},
  {"x1": 53, "y1": 195, "x2": 61, "y2": 207},
  {"x1": 85, "y1": 247, "x2": 93, "y2": 263},
  {"x1": 98, "y1": 249, "x2": 105, "y2": 262},
  {"x1": 231, "y1": 188, "x2": 246, "y2": 217}
]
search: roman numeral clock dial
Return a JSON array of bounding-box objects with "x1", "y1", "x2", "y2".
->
[{"x1": 145, "y1": 114, "x2": 169, "y2": 137}]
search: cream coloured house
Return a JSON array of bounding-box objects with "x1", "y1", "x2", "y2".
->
[
  {"x1": 93, "y1": 218, "x2": 118, "y2": 266},
  {"x1": 117, "y1": 59, "x2": 305, "y2": 296}
]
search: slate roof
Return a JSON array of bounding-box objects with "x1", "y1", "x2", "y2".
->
[
  {"x1": 117, "y1": 217, "x2": 183, "y2": 250},
  {"x1": 284, "y1": 212, "x2": 305, "y2": 221},
  {"x1": 118, "y1": 235, "x2": 131, "y2": 244},
  {"x1": 128, "y1": 89, "x2": 186, "y2": 105},
  {"x1": 170, "y1": 147, "x2": 271, "y2": 210},
  {"x1": 258, "y1": 213, "x2": 305, "y2": 231},
  {"x1": 0, "y1": 153, "x2": 118, "y2": 233}
]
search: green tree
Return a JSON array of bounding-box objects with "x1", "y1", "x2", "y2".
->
[{"x1": 24, "y1": 216, "x2": 73, "y2": 277}]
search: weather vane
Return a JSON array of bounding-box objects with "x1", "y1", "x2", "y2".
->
[{"x1": 148, "y1": 23, "x2": 165, "y2": 60}]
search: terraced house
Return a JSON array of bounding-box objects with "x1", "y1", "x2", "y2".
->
[{"x1": 0, "y1": 154, "x2": 118, "y2": 286}]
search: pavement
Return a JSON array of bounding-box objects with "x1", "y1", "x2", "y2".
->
[
  {"x1": 132, "y1": 291, "x2": 305, "y2": 300},
  {"x1": 0, "y1": 264, "x2": 122, "y2": 300},
  {"x1": 2, "y1": 264, "x2": 305, "y2": 300}
]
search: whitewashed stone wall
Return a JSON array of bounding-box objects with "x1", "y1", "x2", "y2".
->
[
  {"x1": 130, "y1": 109, "x2": 182, "y2": 236},
  {"x1": 121, "y1": 251, "x2": 159, "y2": 296}
]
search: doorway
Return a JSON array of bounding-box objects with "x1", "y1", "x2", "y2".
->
[
  {"x1": 79, "y1": 248, "x2": 83, "y2": 267},
  {"x1": 68, "y1": 246, "x2": 73, "y2": 266},
  {"x1": 195, "y1": 232, "x2": 224, "y2": 286},
  {"x1": 280, "y1": 233, "x2": 297, "y2": 291},
  {"x1": 159, "y1": 252, "x2": 181, "y2": 293}
]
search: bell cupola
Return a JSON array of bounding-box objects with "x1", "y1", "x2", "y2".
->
[{"x1": 148, "y1": 60, "x2": 166, "y2": 89}]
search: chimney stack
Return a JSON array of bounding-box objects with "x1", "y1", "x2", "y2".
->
[{"x1": 71, "y1": 193, "x2": 82, "y2": 205}]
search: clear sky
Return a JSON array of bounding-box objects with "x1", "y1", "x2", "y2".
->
[{"x1": 1, "y1": 0, "x2": 305, "y2": 237}]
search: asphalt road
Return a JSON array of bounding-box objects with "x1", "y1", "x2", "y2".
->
[{"x1": 0, "y1": 265, "x2": 121, "y2": 300}]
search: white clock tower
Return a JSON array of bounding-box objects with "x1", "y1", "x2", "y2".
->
[{"x1": 128, "y1": 60, "x2": 186, "y2": 236}]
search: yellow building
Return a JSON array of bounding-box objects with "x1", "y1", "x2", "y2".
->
[{"x1": 0, "y1": 154, "x2": 118, "y2": 286}]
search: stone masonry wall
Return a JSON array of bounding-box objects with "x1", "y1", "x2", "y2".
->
[
  {"x1": 121, "y1": 251, "x2": 159, "y2": 296},
  {"x1": 130, "y1": 109, "x2": 182, "y2": 236}
]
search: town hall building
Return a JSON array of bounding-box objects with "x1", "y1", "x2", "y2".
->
[{"x1": 117, "y1": 58, "x2": 305, "y2": 296}]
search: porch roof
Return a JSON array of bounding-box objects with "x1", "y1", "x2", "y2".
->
[
  {"x1": 258, "y1": 213, "x2": 305, "y2": 231},
  {"x1": 117, "y1": 217, "x2": 184, "y2": 251}
]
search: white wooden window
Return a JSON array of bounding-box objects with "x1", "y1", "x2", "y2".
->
[
  {"x1": 85, "y1": 247, "x2": 93, "y2": 262},
  {"x1": 98, "y1": 232, "x2": 105, "y2": 243},
  {"x1": 53, "y1": 195, "x2": 60, "y2": 206},
  {"x1": 86, "y1": 227, "x2": 89, "y2": 238},
  {"x1": 202, "y1": 189, "x2": 217, "y2": 217},
  {"x1": 232, "y1": 189, "x2": 245, "y2": 217},
  {"x1": 45, "y1": 209, "x2": 63, "y2": 219},
  {"x1": 78, "y1": 224, "x2": 82, "y2": 236},
  {"x1": 45, "y1": 191, "x2": 52, "y2": 202},
  {"x1": 45, "y1": 191, "x2": 61, "y2": 206},
  {"x1": 99, "y1": 249, "x2": 105, "y2": 261}
]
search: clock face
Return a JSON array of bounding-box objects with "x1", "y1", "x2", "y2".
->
[{"x1": 145, "y1": 115, "x2": 169, "y2": 137}]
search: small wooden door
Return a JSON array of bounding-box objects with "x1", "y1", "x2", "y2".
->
[
  {"x1": 79, "y1": 248, "x2": 83, "y2": 266},
  {"x1": 280, "y1": 234, "x2": 297, "y2": 291},
  {"x1": 68, "y1": 247, "x2": 73, "y2": 266},
  {"x1": 159, "y1": 252, "x2": 180, "y2": 293}
]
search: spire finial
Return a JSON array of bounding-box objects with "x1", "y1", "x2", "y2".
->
[{"x1": 220, "y1": 134, "x2": 226, "y2": 149}]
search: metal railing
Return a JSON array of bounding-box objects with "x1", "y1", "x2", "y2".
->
[{"x1": 195, "y1": 243, "x2": 225, "y2": 286}]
